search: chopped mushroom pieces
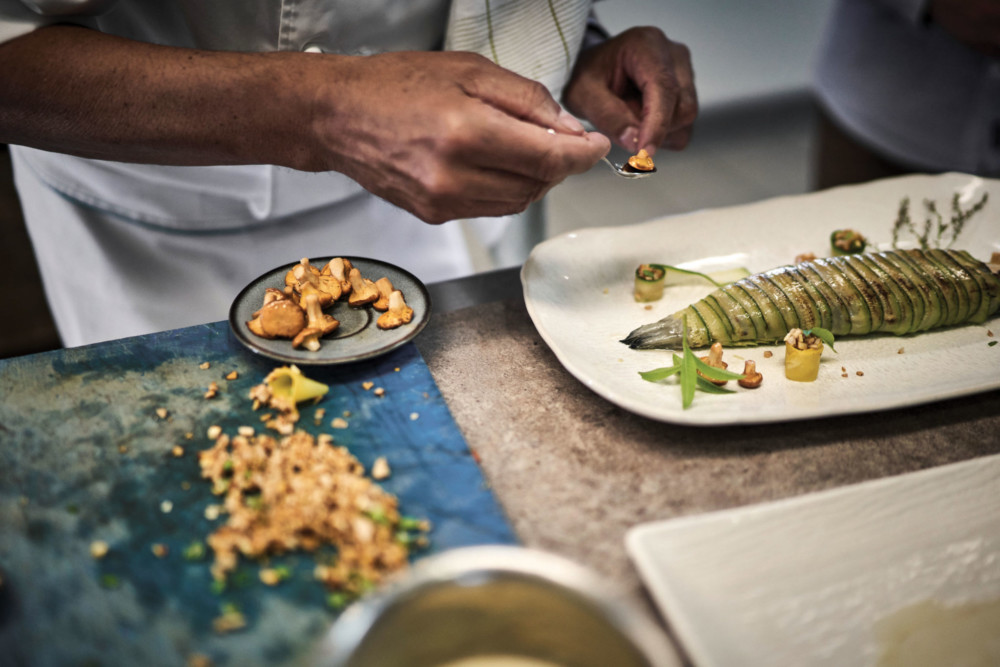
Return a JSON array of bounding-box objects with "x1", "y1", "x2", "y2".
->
[
  {"x1": 198, "y1": 429, "x2": 411, "y2": 593},
  {"x1": 90, "y1": 540, "x2": 109, "y2": 559},
  {"x1": 371, "y1": 456, "x2": 391, "y2": 480}
]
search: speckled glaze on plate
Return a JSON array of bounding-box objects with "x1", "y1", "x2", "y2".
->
[
  {"x1": 229, "y1": 256, "x2": 430, "y2": 365},
  {"x1": 522, "y1": 173, "x2": 1000, "y2": 425}
]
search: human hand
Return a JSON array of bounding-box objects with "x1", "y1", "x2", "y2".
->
[
  {"x1": 308, "y1": 51, "x2": 610, "y2": 224},
  {"x1": 930, "y1": 0, "x2": 1000, "y2": 57},
  {"x1": 561, "y1": 26, "x2": 697, "y2": 156}
]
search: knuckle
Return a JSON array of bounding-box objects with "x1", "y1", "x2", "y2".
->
[
  {"x1": 522, "y1": 79, "x2": 553, "y2": 107},
  {"x1": 420, "y1": 164, "x2": 457, "y2": 200}
]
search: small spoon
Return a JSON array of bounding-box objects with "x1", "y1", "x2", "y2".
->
[{"x1": 600, "y1": 156, "x2": 657, "y2": 180}]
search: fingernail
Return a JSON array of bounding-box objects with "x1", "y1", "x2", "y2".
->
[
  {"x1": 618, "y1": 126, "x2": 639, "y2": 148},
  {"x1": 557, "y1": 110, "x2": 586, "y2": 134}
]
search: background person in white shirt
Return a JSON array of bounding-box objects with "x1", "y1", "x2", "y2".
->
[
  {"x1": 813, "y1": 0, "x2": 1000, "y2": 189},
  {"x1": 0, "y1": 1, "x2": 697, "y2": 347}
]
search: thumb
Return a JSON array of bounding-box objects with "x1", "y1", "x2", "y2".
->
[{"x1": 577, "y1": 88, "x2": 642, "y2": 149}]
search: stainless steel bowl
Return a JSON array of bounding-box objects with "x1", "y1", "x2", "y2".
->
[{"x1": 314, "y1": 546, "x2": 679, "y2": 667}]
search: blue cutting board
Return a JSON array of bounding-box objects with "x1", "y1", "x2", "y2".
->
[{"x1": 0, "y1": 322, "x2": 517, "y2": 666}]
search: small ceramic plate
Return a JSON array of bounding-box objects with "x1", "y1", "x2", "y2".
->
[{"x1": 229, "y1": 257, "x2": 430, "y2": 365}]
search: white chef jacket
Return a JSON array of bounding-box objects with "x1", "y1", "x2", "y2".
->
[
  {"x1": 1, "y1": 0, "x2": 573, "y2": 346},
  {"x1": 814, "y1": 0, "x2": 1000, "y2": 176}
]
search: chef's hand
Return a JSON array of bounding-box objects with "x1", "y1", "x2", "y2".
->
[
  {"x1": 929, "y1": 0, "x2": 1000, "y2": 57},
  {"x1": 312, "y1": 51, "x2": 610, "y2": 224},
  {"x1": 562, "y1": 26, "x2": 697, "y2": 156}
]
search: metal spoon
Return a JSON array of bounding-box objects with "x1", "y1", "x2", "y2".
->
[{"x1": 600, "y1": 156, "x2": 657, "y2": 180}]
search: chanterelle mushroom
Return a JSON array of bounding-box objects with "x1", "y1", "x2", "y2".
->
[
  {"x1": 698, "y1": 342, "x2": 729, "y2": 386},
  {"x1": 738, "y1": 360, "x2": 763, "y2": 388},
  {"x1": 248, "y1": 298, "x2": 307, "y2": 339},
  {"x1": 292, "y1": 294, "x2": 339, "y2": 351},
  {"x1": 322, "y1": 258, "x2": 353, "y2": 295},
  {"x1": 252, "y1": 287, "x2": 288, "y2": 319},
  {"x1": 347, "y1": 267, "x2": 379, "y2": 307},
  {"x1": 291, "y1": 258, "x2": 339, "y2": 307},
  {"x1": 376, "y1": 290, "x2": 413, "y2": 330},
  {"x1": 627, "y1": 149, "x2": 655, "y2": 172},
  {"x1": 373, "y1": 277, "x2": 394, "y2": 312},
  {"x1": 286, "y1": 257, "x2": 318, "y2": 287}
]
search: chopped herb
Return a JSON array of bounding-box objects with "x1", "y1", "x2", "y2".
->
[
  {"x1": 183, "y1": 541, "x2": 206, "y2": 561},
  {"x1": 990, "y1": 341, "x2": 998, "y2": 347},
  {"x1": 364, "y1": 507, "x2": 389, "y2": 525},
  {"x1": 326, "y1": 592, "x2": 350, "y2": 609},
  {"x1": 397, "y1": 516, "x2": 430, "y2": 531},
  {"x1": 99, "y1": 573, "x2": 121, "y2": 589}
]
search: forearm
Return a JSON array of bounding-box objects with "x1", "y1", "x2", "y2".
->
[
  {"x1": 0, "y1": 25, "x2": 609, "y2": 224},
  {"x1": 0, "y1": 24, "x2": 327, "y2": 170}
]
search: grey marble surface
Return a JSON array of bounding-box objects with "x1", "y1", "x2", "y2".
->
[{"x1": 413, "y1": 293, "x2": 1000, "y2": 618}]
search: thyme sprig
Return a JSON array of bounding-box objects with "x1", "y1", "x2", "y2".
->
[{"x1": 891, "y1": 192, "x2": 988, "y2": 250}]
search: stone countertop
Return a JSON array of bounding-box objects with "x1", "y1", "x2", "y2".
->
[{"x1": 414, "y1": 292, "x2": 1000, "y2": 601}]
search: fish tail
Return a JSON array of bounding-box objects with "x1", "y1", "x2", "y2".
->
[{"x1": 620, "y1": 314, "x2": 686, "y2": 349}]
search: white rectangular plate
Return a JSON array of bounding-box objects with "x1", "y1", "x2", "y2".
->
[
  {"x1": 625, "y1": 454, "x2": 1000, "y2": 667},
  {"x1": 522, "y1": 173, "x2": 1000, "y2": 425}
]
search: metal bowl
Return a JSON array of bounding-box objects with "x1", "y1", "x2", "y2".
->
[{"x1": 314, "y1": 546, "x2": 679, "y2": 667}]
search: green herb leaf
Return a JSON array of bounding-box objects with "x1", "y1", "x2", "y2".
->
[
  {"x1": 694, "y1": 377, "x2": 736, "y2": 394},
  {"x1": 638, "y1": 363, "x2": 683, "y2": 382},
  {"x1": 804, "y1": 326, "x2": 837, "y2": 352},
  {"x1": 680, "y1": 328, "x2": 697, "y2": 409}
]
